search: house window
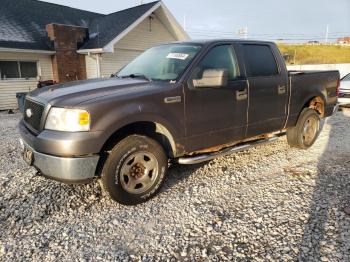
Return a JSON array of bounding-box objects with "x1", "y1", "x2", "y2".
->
[{"x1": 0, "y1": 61, "x2": 38, "y2": 80}]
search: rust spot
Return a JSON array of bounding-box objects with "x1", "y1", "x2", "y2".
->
[
  {"x1": 192, "y1": 143, "x2": 234, "y2": 155},
  {"x1": 176, "y1": 143, "x2": 185, "y2": 150},
  {"x1": 309, "y1": 96, "x2": 324, "y2": 117},
  {"x1": 189, "y1": 131, "x2": 285, "y2": 155}
]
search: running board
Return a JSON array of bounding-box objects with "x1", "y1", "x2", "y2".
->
[{"x1": 176, "y1": 134, "x2": 284, "y2": 165}]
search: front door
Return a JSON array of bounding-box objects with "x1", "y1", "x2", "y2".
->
[
  {"x1": 240, "y1": 44, "x2": 288, "y2": 137},
  {"x1": 184, "y1": 44, "x2": 248, "y2": 152}
]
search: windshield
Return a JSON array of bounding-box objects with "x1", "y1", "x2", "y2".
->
[{"x1": 117, "y1": 44, "x2": 202, "y2": 81}]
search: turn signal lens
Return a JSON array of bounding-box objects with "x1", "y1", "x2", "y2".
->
[{"x1": 79, "y1": 111, "x2": 90, "y2": 125}]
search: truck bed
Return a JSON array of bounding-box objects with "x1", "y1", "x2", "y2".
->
[{"x1": 287, "y1": 70, "x2": 339, "y2": 126}]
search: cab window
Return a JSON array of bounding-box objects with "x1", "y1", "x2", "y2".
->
[
  {"x1": 243, "y1": 44, "x2": 279, "y2": 77},
  {"x1": 191, "y1": 45, "x2": 240, "y2": 82}
]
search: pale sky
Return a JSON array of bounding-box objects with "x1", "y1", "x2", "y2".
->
[{"x1": 44, "y1": 0, "x2": 350, "y2": 42}]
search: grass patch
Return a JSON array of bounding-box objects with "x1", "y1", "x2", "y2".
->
[{"x1": 278, "y1": 44, "x2": 350, "y2": 65}]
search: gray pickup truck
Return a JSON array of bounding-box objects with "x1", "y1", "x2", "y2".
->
[{"x1": 19, "y1": 40, "x2": 339, "y2": 205}]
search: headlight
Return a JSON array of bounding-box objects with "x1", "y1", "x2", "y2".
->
[{"x1": 45, "y1": 107, "x2": 90, "y2": 132}]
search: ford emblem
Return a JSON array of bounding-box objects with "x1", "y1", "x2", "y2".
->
[{"x1": 26, "y1": 108, "x2": 33, "y2": 118}]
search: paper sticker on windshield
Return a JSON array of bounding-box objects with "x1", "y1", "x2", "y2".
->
[{"x1": 166, "y1": 53, "x2": 189, "y2": 60}]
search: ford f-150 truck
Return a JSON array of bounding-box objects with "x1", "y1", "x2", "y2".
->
[{"x1": 19, "y1": 40, "x2": 339, "y2": 205}]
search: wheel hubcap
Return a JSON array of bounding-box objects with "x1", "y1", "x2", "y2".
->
[
  {"x1": 302, "y1": 117, "x2": 319, "y2": 145},
  {"x1": 119, "y1": 151, "x2": 158, "y2": 194}
]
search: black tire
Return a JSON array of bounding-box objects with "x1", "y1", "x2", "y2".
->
[
  {"x1": 101, "y1": 135, "x2": 168, "y2": 205},
  {"x1": 287, "y1": 108, "x2": 322, "y2": 149}
]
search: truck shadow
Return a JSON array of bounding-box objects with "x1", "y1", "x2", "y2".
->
[
  {"x1": 162, "y1": 162, "x2": 209, "y2": 191},
  {"x1": 299, "y1": 108, "x2": 350, "y2": 261}
]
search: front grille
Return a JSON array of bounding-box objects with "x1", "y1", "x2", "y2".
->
[{"x1": 23, "y1": 99, "x2": 45, "y2": 131}]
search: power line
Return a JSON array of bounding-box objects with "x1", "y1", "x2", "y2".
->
[
  {"x1": 187, "y1": 27, "x2": 350, "y2": 34},
  {"x1": 188, "y1": 33, "x2": 347, "y2": 42},
  {"x1": 188, "y1": 31, "x2": 350, "y2": 37},
  {"x1": 186, "y1": 28, "x2": 350, "y2": 38},
  {"x1": 187, "y1": 29, "x2": 350, "y2": 42}
]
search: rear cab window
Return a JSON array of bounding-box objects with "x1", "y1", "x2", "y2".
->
[{"x1": 242, "y1": 44, "x2": 279, "y2": 77}]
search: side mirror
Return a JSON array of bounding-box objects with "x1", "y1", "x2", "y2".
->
[{"x1": 193, "y1": 69, "x2": 228, "y2": 88}]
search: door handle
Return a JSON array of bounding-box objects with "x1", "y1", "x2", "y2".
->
[
  {"x1": 236, "y1": 89, "x2": 248, "y2": 101},
  {"x1": 278, "y1": 85, "x2": 286, "y2": 95},
  {"x1": 164, "y1": 96, "x2": 181, "y2": 104}
]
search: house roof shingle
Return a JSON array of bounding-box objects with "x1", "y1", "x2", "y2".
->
[{"x1": 0, "y1": 0, "x2": 160, "y2": 51}]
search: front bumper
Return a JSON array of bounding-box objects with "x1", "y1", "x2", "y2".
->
[
  {"x1": 19, "y1": 139, "x2": 99, "y2": 183},
  {"x1": 19, "y1": 122, "x2": 100, "y2": 184}
]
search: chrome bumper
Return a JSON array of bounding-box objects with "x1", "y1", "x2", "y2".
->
[{"x1": 20, "y1": 139, "x2": 99, "y2": 183}]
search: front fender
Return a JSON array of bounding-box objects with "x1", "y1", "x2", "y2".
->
[{"x1": 87, "y1": 96, "x2": 185, "y2": 155}]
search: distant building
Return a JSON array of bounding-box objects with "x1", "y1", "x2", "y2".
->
[
  {"x1": 337, "y1": 37, "x2": 350, "y2": 44},
  {"x1": 307, "y1": 41, "x2": 320, "y2": 44}
]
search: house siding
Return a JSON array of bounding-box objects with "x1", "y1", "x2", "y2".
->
[
  {"x1": 85, "y1": 55, "x2": 98, "y2": 79},
  {"x1": 93, "y1": 15, "x2": 176, "y2": 78},
  {"x1": 100, "y1": 49, "x2": 141, "y2": 77},
  {"x1": 0, "y1": 52, "x2": 53, "y2": 110}
]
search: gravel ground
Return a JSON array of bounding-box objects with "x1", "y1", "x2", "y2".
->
[{"x1": 0, "y1": 109, "x2": 350, "y2": 261}]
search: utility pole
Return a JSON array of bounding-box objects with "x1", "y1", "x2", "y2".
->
[
  {"x1": 325, "y1": 24, "x2": 329, "y2": 44},
  {"x1": 237, "y1": 26, "x2": 248, "y2": 39}
]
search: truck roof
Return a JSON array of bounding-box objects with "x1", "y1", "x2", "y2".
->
[{"x1": 173, "y1": 39, "x2": 275, "y2": 45}]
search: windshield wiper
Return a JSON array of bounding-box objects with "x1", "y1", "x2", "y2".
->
[{"x1": 119, "y1": 73, "x2": 152, "y2": 82}]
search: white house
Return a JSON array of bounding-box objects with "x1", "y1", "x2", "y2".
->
[{"x1": 0, "y1": 0, "x2": 188, "y2": 110}]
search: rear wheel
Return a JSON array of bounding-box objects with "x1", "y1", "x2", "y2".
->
[
  {"x1": 287, "y1": 108, "x2": 322, "y2": 149},
  {"x1": 101, "y1": 135, "x2": 168, "y2": 205}
]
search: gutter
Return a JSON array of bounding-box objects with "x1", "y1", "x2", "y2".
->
[
  {"x1": 0, "y1": 47, "x2": 56, "y2": 54},
  {"x1": 77, "y1": 48, "x2": 104, "y2": 54}
]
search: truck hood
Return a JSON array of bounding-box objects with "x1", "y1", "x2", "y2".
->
[{"x1": 29, "y1": 77, "x2": 152, "y2": 107}]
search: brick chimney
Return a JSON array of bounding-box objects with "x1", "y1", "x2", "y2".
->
[{"x1": 46, "y1": 23, "x2": 88, "y2": 83}]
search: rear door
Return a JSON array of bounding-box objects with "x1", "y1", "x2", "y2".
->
[
  {"x1": 240, "y1": 44, "x2": 288, "y2": 136},
  {"x1": 183, "y1": 44, "x2": 248, "y2": 152}
]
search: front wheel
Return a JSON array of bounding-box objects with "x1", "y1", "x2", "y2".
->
[
  {"x1": 287, "y1": 108, "x2": 322, "y2": 149},
  {"x1": 101, "y1": 135, "x2": 168, "y2": 205}
]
